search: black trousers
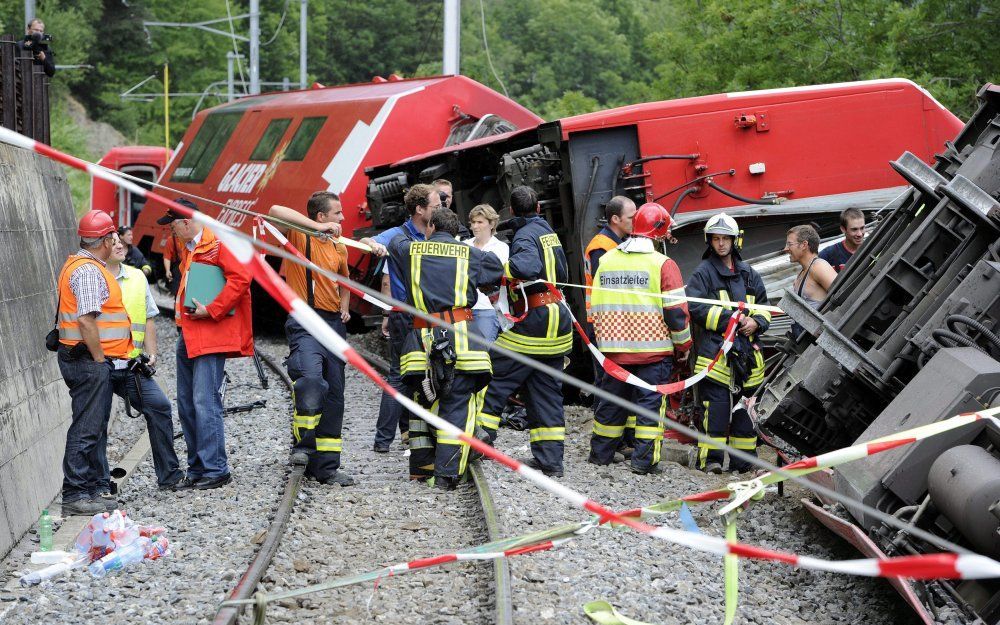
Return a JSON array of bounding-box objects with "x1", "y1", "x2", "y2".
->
[
  {"x1": 286, "y1": 312, "x2": 347, "y2": 480},
  {"x1": 479, "y1": 352, "x2": 565, "y2": 473}
]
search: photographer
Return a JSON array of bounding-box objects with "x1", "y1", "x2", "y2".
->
[
  {"x1": 18, "y1": 18, "x2": 55, "y2": 77},
  {"x1": 103, "y1": 237, "x2": 184, "y2": 492}
]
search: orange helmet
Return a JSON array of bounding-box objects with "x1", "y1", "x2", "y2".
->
[
  {"x1": 78, "y1": 210, "x2": 116, "y2": 238},
  {"x1": 632, "y1": 202, "x2": 672, "y2": 240}
]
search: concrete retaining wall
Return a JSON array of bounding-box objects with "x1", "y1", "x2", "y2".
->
[{"x1": 0, "y1": 144, "x2": 76, "y2": 558}]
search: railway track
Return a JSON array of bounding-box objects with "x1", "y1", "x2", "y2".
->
[{"x1": 205, "y1": 335, "x2": 511, "y2": 625}]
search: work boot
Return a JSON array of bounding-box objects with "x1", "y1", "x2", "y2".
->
[
  {"x1": 62, "y1": 498, "x2": 106, "y2": 516},
  {"x1": 519, "y1": 456, "x2": 563, "y2": 478},
  {"x1": 631, "y1": 463, "x2": 664, "y2": 476},
  {"x1": 318, "y1": 471, "x2": 355, "y2": 487},
  {"x1": 703, "y1": 462, "x2": 723, "y2": 475},
  {"x1": 93, "y1": 492, "x2": 119, "y2": 512},
  {"x1": 290, "y1": 451, "x2": 309, "y2": 466},
  {"x1": 373, "y1": 443, "x2": 390, "y2": 453},
  {"x1": 619, "y1": 446, "x2": 634, "y2": 459},
  {"x1": 434, "y1": 476, "x2": 459, "y2": 491}
]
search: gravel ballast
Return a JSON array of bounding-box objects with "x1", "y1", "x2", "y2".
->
[{"x1": 0, "y1": 321, "x2": 931, "y2": 624}]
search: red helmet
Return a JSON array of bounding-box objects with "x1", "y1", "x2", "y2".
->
[
  {"x1": 77, "y1": 210, "x2": 116, "y2": 238},
  {"x1": 632, "y1": 202, "x2": 672, "y2": 239}
]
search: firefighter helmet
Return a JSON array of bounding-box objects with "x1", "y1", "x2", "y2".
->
[
  {"x1": 632, "y1": 202, "x2": 672, "y2": 240},
  {"x1": 78, "y1": 210, "x2": 116, "y2": 238},
  {"x1": 703, "y1": 212, "x2": 742, "y2": 248}
]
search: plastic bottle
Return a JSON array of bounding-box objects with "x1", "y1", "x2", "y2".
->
[
  {"x1": 144, "y1": 535, "x2": 169, "y2": 560},
  {"x1": 38, "y1": 509, "x2": 53, "y2": 552},
  {"x1": 88, "y1": 537, "x2": 150, "y2": 578}
]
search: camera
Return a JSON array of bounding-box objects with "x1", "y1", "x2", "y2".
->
[
  {"x1": 128, "y1": 353, "x2": 156, "y2": 378},
  {"x1": 23, "y1": 32, "x2": 52, "y2": 52}
]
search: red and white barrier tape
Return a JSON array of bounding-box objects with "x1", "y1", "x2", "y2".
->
[
  {"x1": 8, "y1": 126, "x2": 1000, "y2": 581},
  {"x1": 254, "y1": 217, "x2": 394, "y2": 312}
]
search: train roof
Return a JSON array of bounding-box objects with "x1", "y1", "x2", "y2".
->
[
  {"x1": 555, "y1": 78, "x2": 959, "y2": 137},
  {"x1": 197, "y1": 74, "x2": 538, "y2": 120}
]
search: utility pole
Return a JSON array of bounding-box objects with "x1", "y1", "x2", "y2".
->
[
  {"x1": 227, "y1": 52, "x2": 239, "y2": 102},
  {"x1": 443, "y1": 0, "x2": 460, "y2": 75},
  {"x1": 299, "y1": 0, "x2": 308, "y2": 89},
  {"x1": 249, "y1": 0, "x2": 261, "y2": 95},
  {"x1": 24, "y1": 0, "x2": 35, "y2": 26}
]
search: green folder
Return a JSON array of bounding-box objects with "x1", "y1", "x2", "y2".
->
[{"x1": 183, "y1": 262, "x2": 236, "y2": 316}]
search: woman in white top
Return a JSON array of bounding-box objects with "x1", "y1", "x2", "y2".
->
[{"x1": 464, "y1": 204, "x2": 509, "y2": 341}]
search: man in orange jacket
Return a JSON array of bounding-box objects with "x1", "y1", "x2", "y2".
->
[
  {"x1": 158, "y1": 199, "x2": 253, "y2": 490},
  {"x1": 56, "y1": 211, "x2": 134, "y2": 516}
]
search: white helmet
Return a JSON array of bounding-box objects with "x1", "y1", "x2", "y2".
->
[{"x1": 703, "y1": 212, "x2": 741, "y2": 247}]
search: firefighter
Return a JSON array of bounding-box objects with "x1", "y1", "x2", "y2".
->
[
  {"x1": 477, "y1": 186, "x2": 572, "y2": 477},
  {"x1": 583, "y1": 195, "x2": 637, "y2": 453},
  {"x1": 388, "y1": 209, "x2": 504, "y2": 489},
  {"x1": 56, "y1": 211, "x2": 134, "y2": 516},
  {"x1": 268, "y1": 192, "x2": 355, "y2": 486},
  {"x1": 588, "y1": 203, "x2": 691, "y2": 474},
  {"x1": 687, "y1": 213, "x2": 771, "y2": 474}
]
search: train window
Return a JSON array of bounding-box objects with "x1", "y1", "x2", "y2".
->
[
  {"x1": 249, "y1": 118, "x2": 292, "y2": 161},
  {"x1": 171, "y1": 112, "x2": 243, "y2": 183},
  {"x1": 445, "y1": 114, "x2": 516, "y2": 147},
  {"x1": 284, "y1": 117, "x2": 326, "y2": 161}
]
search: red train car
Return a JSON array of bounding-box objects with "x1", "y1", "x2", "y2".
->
[
  {"x1": 90, "y1": 146, "x2": 172, "y2": 227},
  {"x1": 132, "y1": 75, "x2": 540, "y2": 302},
  {"x1": 366, "y1": 78, "x2": 963, "y2": 277}
]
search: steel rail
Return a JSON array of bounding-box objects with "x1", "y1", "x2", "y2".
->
[
  {"x1": 360, "y1": 343, "x2": 513, "y2": 625},
  {"x1": 213, "y1": 350, "x2": 301, "y2": 625},
  {"x1": 205, "y1": 333, "x2": 510, "y2": 624}
]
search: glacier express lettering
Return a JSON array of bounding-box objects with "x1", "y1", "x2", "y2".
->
[{"x1": 218, "y1": 163, "x2": 267, "y2": 194}]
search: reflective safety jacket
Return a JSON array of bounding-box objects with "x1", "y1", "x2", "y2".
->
[
  {"x1": 57, "y1": 255, "x2": 134, "y2": 358},
  {"x1": 118, "y1": 264, "x2": 150, "y2": 358},
  {"x1": 495, "y1": 216, "x2": 572, "y2": 357},
  {"x1": 687, "y1": 254, "x2": 771, "y2": 389},
  {"x1": 591, "y1": 240, "x2": 691, "y2": 362},
  {"x1": 583, "y1": 226, "x2": 622, "y2": 322},
  {"x1": 389, "y1": 232, "x2": 504, "y2": 381}
]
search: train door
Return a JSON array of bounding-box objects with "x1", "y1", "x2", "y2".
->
[{"x1": 117, "y1": 165, "x2": 157, "y2": 227}]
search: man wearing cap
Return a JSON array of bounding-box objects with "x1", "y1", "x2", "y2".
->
[
  {"x1": 56, "y1": 211, "x2": 133, "y2": 515},
  {"x1": 158, "y1": 199, "x2": 253, "y2": 490}
]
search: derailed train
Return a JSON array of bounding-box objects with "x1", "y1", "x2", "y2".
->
[{"x1": 758, "y1": 83, "x2": 1000, "y2": 623}]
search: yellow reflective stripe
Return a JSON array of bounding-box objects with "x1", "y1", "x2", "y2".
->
[
  {"x1": 436, "y1": 430, "x2": 464, "y2": 445},
  {"x1": 719, "y1": 290, "x2": 731, "y2": 302},
  {"x1": 315, "y1": 437, "x2": 342, "y2": 452},
  {"x1": 543, "y1": 244, "x2": 556, "y2": 283},
  {"x1": 625, "y1": 415, "x2": 636, "y2": 429},
  {"x1": 504, "y1": 262, "x2": 513, "y2": 279},
  {"x1": 663, "y1": 286, "x2": 687, "y2": 308},
  {"x1": 671, "y1": 326, "x2": 692, "y2": 345},
  {"x1": 455, "y1": 256, "x2": 469, "y2": 308},
  {"x1": 695, "y1": 355, "x2": 731, "y2": 386},
  {"x1": 706, "y1": 306, "x2": 723, "y2": 332},
  {"x1": 457, "y1": 393, "x2": 478, "y2": 475},
  {"x1": 478, "y1": 412, "x2": 500, "y2": 429},
  {"x1": 697, "y1": 436, "x2": 727, "y2": 450},
  {"x1": 495, "y1": 330, "x2": 572, "y2": 355},
  {"x1": 634, "y1": 425, "x2": 663, "y2": 440},
  {"x1": 592, "y1": 421, "x2": 625, "y2": 438},
  {"x1": 546, "y1": 303, "x2": 558, "y2": 339},
  {"x1": 293, "y1": 414, "x2": 321, "y2": 429},
  {"x1": 529, "y1": 427, "x2": 565, "y2": 442},
  {"x1": 410, "y1": 436, "x2": 435, "y2": 450},
  {"x1": 730, "y1": 436, "x2": 757, "y2": 450},
  {"x1": 410, "y1": 252, "x2": 426, "y2": 312}
]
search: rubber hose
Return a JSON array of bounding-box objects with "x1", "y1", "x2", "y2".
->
[
  {"x1": 707, "y1": 180, "x2": 780, "y2": 206},
  {"x1": 931, "y1": 328, "x2": 985, "y2": 352},
  {"x1": 670, "y1": 186, "x2": 699, "y2": 218},
  {"x1": 946, "y1": 314, "x2": 1000, "y2": 354}
]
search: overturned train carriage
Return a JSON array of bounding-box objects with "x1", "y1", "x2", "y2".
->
[
  {"x1": 363, "y1": 79, "x2": 961, "y2": 339},
  {"x1": 758, "y1": 83, "x2": 1000, "y2": 623}
]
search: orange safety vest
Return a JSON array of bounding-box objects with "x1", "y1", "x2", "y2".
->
[
  {"x1": 583, "y1": 231, "x2": 620, "y2": 322},
  {"x1": 57, "y1": 255, "x2": 134, "y2": 358}
]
